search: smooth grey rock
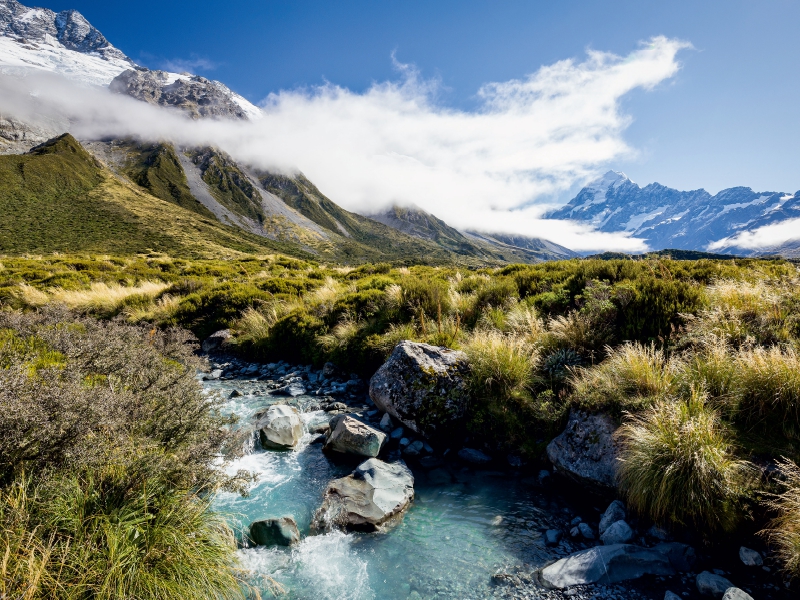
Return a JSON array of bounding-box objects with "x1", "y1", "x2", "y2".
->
[
  {"x1": 569, "y1": 526, "x2": 581, "y2": 538},
  {"x1": 722, "y1": 589, "x2": 753, "y2": 600},
  {"x1": 313, "y1": 458, "x2": 414, "y2": 532},
  {"x1": 739, "y1": 546, "x2": 763, "y2": 567},
  {"x1": 399, "y1": 437, "x2": 411, "y2": 448},
  {"x1": 654, "y1": 542, "x2": 697, "y2": 572},
  {"x1": 249, "y1": 516, "x2": 300, "y2": 547},
  {"x1": 599, "y1": 500, "x2": 627, "y2": 534},
  {"x1": 539, "y1": 544, "x2": 675, "y2": 588},
  {"x1": 404, "y1": 440, "x2": 425, "y2": 456},
  {"x1": 546, "y1": 410, "x2": 620, "y2": 489},
  {"x1": 257, "y1": 405, "x2": 303, "y2": 450},
  {"x1": 665, "y1": 592, "x2": 682, "y2": 600},
  {"x1": 422, "y1": 443, "x2": 433, "y2": 454},
  {"x1": 324, "y1": 416, "x2": 386, "y2": 457},
  {"x1": 601, "y1": 520, "x2": 633, "y2": 545},
  {"x1": 379, "y1": 413, "x2": 393, "y2": 431},
  {"x1": 696, "y1": 571, "x2": 735, "y2": 597},
  {"x1": 578, "y1": 522, "x2": 595, "y2": 540},
  {"x1": 390, "y1": 427, "x2": 404, "y2": 440},
  {"x1": 545, "y1": 529, "x2": 563, "y2": 546},
  {"x1": 458, "y1": 448, "x2": 492, "y2": 465},
  {"x1": 306, "y1": 414, "x2": 332, "y2": 434},
  {"x1": 369, "y1": 341, "x2": 470, "y2": 438}
]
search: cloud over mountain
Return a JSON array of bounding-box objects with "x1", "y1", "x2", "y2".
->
[{"x1": 0, "y1": 36, "x2": 689, "y2": 251}]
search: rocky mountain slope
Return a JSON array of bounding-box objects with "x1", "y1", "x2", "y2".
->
[
  {"x1": 0, "y1": 0, "x2": 574, "y2": 264},
  {"x1": 367, "y1": 205, "x2": 578, "y2": 262},
  {"x1": 546, "y1": 171, "x2": 800, "y2": 255}
]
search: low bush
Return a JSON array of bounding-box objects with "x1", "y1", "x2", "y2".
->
[{"x1": 616, "y1": 392, "x2": 754, "y2": 532}]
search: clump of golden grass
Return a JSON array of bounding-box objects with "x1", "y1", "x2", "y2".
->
[
  {"x1": 13, "y1": 281, "x2": 170, "y2": 314},
  {"x1": 761, "y1": 458, "x2": 800, "y2": 578},
  {"x1": 617, "y1": 390, "x2": 754, "y2": 532},
  {"x1": 463, "y1": 329, "x2": 540, "y2": 401},
  {"x1": 569, "y1": 343, "x2": 675, "y2": 414}
]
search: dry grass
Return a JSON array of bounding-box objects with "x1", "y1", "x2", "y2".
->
[
  {"x1": 569, "y1": 343, "x2": 676, "y2": 414},
  {"x1": 13, "y1": 281, "x2": 170, "y2": 315},
  {"x1": 617, "y1": 391, "x2": 755, "y2": 532},
  {"x1": 761, "y1": 458, "x2": 800, "y2": 578}
]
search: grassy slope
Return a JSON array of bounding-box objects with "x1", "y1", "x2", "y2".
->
[
  {"x1": 120, "y1": 141, "x2": 217, "y2": 219},
  {"x1": 0, "y1": 135, "x2": 308, "y2": 259},
  {"x1": 258, "y1": 172, "x2": 488, "y2": 264}
]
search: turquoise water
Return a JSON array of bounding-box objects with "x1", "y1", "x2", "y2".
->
[{"x1": 204, "y1": 376, "x2": 574, "y2": 600}]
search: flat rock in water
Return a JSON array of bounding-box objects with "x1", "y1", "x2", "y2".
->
[
  {"x1": 539, "y1": 544, "x2": 675, "y2": 589},
  {"x1": 324, "y1": 415, "x2": 386, "y2": 457},
  {"x1": 546, "y1": 410, "x2": 620, "y2": 489},
  {"x1": 272, "y1": 382, "x2": 306, "y2": 397},
  {"x1": 313, "y1": 458, "x2": 414, "y2": 532},
  {"x1": 696, "y1": 571, "x2": 735, "y2": 597},
  {"x1": 257, "y1": 405, "x2": 304, "y2": 450},
  {"x1": 249, "y1": 516, "x2": 300, "y2": 547},
  {"x1": 369, "y1": 341, "x2": 470, "y2": 438}
]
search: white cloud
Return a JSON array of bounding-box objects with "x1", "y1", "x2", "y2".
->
[
  {"x1": 0, "y1": 36, "x2": 690, "y2": 252},
  {"x1": 708, "y1": 216, "x2": 800, "y2": 251}
]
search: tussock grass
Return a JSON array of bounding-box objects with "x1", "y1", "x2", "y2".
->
[
  {"x1": 569, "y1": 343, "x2": 676, "y2": 414},
  {"x1": 617, "y1": 392, "x2": 755, "y2": 532},
  {"x1": 761, "y1": 458, "x2": 800, "y2": 578},
  {"x1": 463, "y1": 329, "x2": 540, "y2": 401},
  {"x1": 13, "y1": 280, "x2": 170, "y2": 315}
]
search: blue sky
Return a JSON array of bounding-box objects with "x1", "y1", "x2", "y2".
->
[{"x1": 26, "y1": 0, "x2": 800, "y2": 209}]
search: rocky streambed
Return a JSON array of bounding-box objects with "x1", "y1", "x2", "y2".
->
[{"x1": 201, "y1": 340, "x2": 794, "y2": 600}]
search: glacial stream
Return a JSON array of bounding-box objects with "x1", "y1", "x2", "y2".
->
[{"x1": 201, "y1": 360, "x2": 791, "y2": 600}]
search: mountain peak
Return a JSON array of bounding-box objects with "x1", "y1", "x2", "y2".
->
[{"x1": 585, "y1": 170, "x2": 632, "y2": 191}]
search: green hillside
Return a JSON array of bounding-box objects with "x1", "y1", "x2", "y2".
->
[{"x1": 0, "y1": 134, "x2": 304, "y2": 258}]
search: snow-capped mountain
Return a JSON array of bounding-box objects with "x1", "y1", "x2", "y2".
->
[
  {"x1": 546, "y1": 171, "x2": 800, "y2": 253},
  {"x1": 0, "y1": 0, "x2": 260, "y2": 118}
]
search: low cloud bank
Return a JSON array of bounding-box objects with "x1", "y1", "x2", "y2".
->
[
  {"x1": 0, "y1": 37, "x2": 690, "y2": 251},
  {"x1": 708, "y1": 212, "x2": 800, "y2": 251}
]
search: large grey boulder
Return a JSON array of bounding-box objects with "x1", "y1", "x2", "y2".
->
[
  {"x1": 324, "y1": 416, "x2": 386, "y2": 457},
  {"x1": 458, "y1": 448, "x2": 492, "y2": 465},
  {"x1": 249, "y1": 516, "x2": 300, "y2": 547},
  {"x1": 313, "y1": 458, "x2": 414, "y2": 532},
  {"x1": 546, "y1": 410, "x2": 620, "y2": 489},
  {"x1": 539, "y1": 544, "x2": 674, "y2": 588},
  {"x1": 257, "y1": 405, "x2": 304, "y2": 450},
  {"x1": 369, "y1": 341, "x2": 470, "y2": 438},
  {"x1": 696, "y1": 571, "x2": 735, "y2": 597},
  {"x1": 599, "y1": 500, "x2": 627, "y2": 535},
  {"x1": 201, "y1": 329, "x2": 231, "y2": 352}
]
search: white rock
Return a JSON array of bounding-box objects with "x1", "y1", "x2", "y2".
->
[
  {"x1": 601, "y1": 520, "x2": 633, "y2": 545},
  {"x1": 540, "y1": 544, "x2": 674, "y2": 588},
  {"x1": 257, "y1": 405, "x2": 303, "y2": 449},
  {"x1": 599, "y1": 500, "x2": 626, "y2": 535}
]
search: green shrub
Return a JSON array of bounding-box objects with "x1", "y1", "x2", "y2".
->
[
  {"x1": 618, "y1": 277, "x2": 704, "y2": 342},
  {"x1": 400, "y1": 276, "x2": 452, "y2": 318},
  {"x1": 171, "y1": 282, "x2": 271, "y2": 339},
  {"x1": 617, "y1": 393, "x2": 754, "y2": 532}
]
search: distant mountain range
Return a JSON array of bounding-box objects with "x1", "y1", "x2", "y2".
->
[{"x1": 546, "y1": 171, "x2": 800, "y2": 257}]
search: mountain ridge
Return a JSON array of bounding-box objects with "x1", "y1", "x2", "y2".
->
[{"x1": 546, "y1": 170, "x2": 800, "y2": 255}]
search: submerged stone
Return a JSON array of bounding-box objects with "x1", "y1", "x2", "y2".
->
[{"x1": 250, "y1": 516, "x2": 300, "y2": 547}]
